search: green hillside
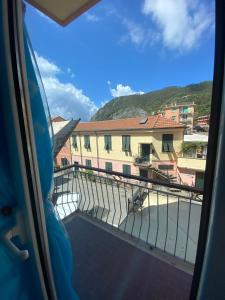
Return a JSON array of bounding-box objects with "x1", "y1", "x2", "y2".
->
[{"x1": 91, "y1": 81, "x2": 212, "y2": 121}]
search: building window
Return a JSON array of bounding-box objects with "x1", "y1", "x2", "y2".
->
[
  {"x1": 181, "y1": 106, "x2": 189, "y2": 113},
  {"x1": 105, "y1": 162, "x2": 112, "y2": 172},
  {"x1": 84, "y1": 135, "x2": 90, "y2": 149},
  {"x1": 171, "y1": 116, "x2": 176, "y2": 120},
  {"x1": 122, "y1": 135, "x2": 131, "y2": 151},
  {"x1": 61, "y1": 157, "x2": 69, "y2": 166},
  {"x1": 158, "y1": 164, "x2": 174, "y2": 170},
  {"x1": 162, "y1": 134, "x2": 173, "y2": 152},
  {"x1": 72, "y1": 135, "x2": 77, "y2": 149},
  {"x1": 85, "y1": 159, "x2": 92, "y2": 167},
  {"x1": 123, "y1": 164, "x2": 131, "y2": 175},
  {"x1": 104, "y1": 135, "x2": 112, "y2": 150}
]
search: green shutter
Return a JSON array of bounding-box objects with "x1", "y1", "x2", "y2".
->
[
  {"x1": 108, "y1": 135, "x2": 112, "y2": 150},
  {"x1": 104, "y1": 135, "x2": 112, "y2": 150},
  {"x1": 85, "y1": 159, "x2": 91, "y2": 167},
  {"x1": 84, "y1": 135, "x2": 90, "y2": 149},
  {"x1": 72, "y1": 135, "x2": 77, "y2": 148},
  {"x1": 122, "y1": 135, "x2": 131, "y2": 151},
  {"x1": 105, "y1": 162, "x2": 112, "y2": 171},
  {"x1": 123, "y1": 164, "x2": 131, "y2": 175}
]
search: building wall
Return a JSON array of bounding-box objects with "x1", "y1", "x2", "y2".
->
[
  {"x1": 72, "y1": 154, "x2": 140, "y2": 175},
  {"x1": 71, "y1": 128, "x2": 184, "y2": 176},
  {"x1": 177, "y1": 168, "x2": 196, "y2": 186},
  {"x1": 164, "y1": 108, "x2": 180, "y2": 123},
  {"x1": 55, "y1": 138, "x2": 72, "y2": 167},
  {"x1": 164, "y1": 105, "x2": 195, "y2": 131},
  {"x1": 177, "y1": 157, "x2": 206, "y2": 171}
]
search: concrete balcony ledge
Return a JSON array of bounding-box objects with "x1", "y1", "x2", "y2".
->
[{"x1": 177, "y1": 157, "x2": 206, "y2": 171}]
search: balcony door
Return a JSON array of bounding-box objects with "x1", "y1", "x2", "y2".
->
[{"x1": 140, "y1": 144, "x2": 151, "y2": 161}]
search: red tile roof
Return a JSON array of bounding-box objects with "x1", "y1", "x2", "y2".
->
[
  {"x1": 74, "y1": 116, "x2": 185, "y2": 132},
  {"x1": 52, "y1": 116, "x2": 66, "y2": 122}
]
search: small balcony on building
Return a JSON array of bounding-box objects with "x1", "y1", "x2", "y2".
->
[
  {"x1": 53, "y1": 164, "x2": 203, "y2": 299},
  {"x1": 134, "y1": 143, "x2": 152, "y2": 166}
]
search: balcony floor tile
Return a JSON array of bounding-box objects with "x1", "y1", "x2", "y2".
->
[{"x1": 65, "y1": 215, "x2": 192, "y2": 300}]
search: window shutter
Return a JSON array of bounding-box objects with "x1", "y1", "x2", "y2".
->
[
  {"x1": 127, "y1": 136, "x2": 130, "y2": 151},
  {"x1": 108, "y1": 135, "x2": 112, "y2": 150},
  {"x1": 105, "y1": 135, "x2": 111, "y2": 150},
  {"x1": 122, "y1": 135, "x2": 130, "y2": 151},
  {"x1": 105, "y1": 162, "x2": 112, "y2": 171},
  {"x1": 72, "y1": 135, "x2": 77, "y2": 148},
  {"x1": 84, "y1": 135, "x2": 90, "y2": 149}
]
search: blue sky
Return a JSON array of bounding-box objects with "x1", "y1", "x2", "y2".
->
[{"x1": 25, "y1": 0, "x2": 215, "y2": 120}]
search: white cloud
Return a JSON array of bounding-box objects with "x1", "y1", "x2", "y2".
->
[
  {"x1": 67, "y1": 67, "x2": 75, "y2": 79},
  {"x1": 86, "y1": 13, "x2": 100, "y2": 22},
  {"x1": 34, "y1": 51, "x2": 60, "y2": 77},
  {"x1": 142, "y1": 0, "x2": 213, "y2": 51},
  {"x1": 35, "y1": 52, "x2": 98, "y2": 120},
  {"x1": 122, "y1": 19, "x2": 145, "y2": 45},
  {"x1": 110, "y1": 84, "x2": 144, "y2": 98}
]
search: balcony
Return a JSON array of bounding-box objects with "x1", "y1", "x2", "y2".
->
[
  {"x1": 134, "y1": 155, "x2": 152, "y2": 166},
  {"x1": 178, "y1": 156, "x2": 206, "y2": 171},
  {"x1": 53, "y1": 165, "x2": 203, "y2": 299},
  {"x1": 180, "y1": 112, "x2": 193, "y2": 116}
]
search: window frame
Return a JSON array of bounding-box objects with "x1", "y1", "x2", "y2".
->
[
  {"x1": 122, "y1": 135, "x2": 131, "y2": 152},
  {"x1": 105, "y1": 161, "x2": 112, "y2": 172},
  {"x1": 162, "y1": 134, "x2": 173, "y2": 152},
  {"x1": 84, "y1": 135, "x2": 91, "y2": 149},
  {"x1": 61, "y1": 157, "x2": 68, "y2": 166},
  {"x1": 104, "y1": 135, "x2": 112, "y2": 151},
  {"x1": 72, "y1": 134, "x2": 78, "y2": 149},
  {"x1": 85, "y1": 159, "x2": 92, "y2": 167},
  {"x1": 122, "y1": 164, "x2": 131, "y2": 175}
]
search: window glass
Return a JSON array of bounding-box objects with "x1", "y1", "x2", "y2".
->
[
  {"x1": 85, "y1": 159, "x2": 92, "y2": 167},
  {"x1": 123, "y1": 164, "x2": 131, "y2": 175},
  {"x1": 158, "y1": 164, "x2": 174, "y2": 170},
  {"x1": 162, "y1": 134, "x2": 173, "y2": 152},
  {"x1": 61, "y1": 158, "x2": 68, "y2": 166}
]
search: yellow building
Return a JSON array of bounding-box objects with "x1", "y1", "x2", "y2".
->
[{"x1": 71, "y1": 116, "x2": 185, "y2": 180}]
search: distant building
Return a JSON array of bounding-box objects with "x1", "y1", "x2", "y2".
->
[
  {"x1": 52, "y1": 116, "x2": 66, "y2": 122},
  {"x1": 163, "y1": 102, "x2": 195, "y2": 133},
  {"x1": 196, "y1": 115, "x2": 210, "y2": 126},
  {"x1": 52, "y1": 118, "x2": 80, "y2": 167},
  {"x1": 177, "y1": 134, "x2": 208, "y2": 189},
  {"x1": 72, "y1": 116, "x2": 185, "y2": 182}
]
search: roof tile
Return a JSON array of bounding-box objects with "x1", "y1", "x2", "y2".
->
[{"x1": 74, "y1": 116, "x2": 184, "y2": 132}]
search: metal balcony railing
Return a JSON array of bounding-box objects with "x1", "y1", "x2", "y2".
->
[
  {"x1": 53, "y1": 164, "x2": 203, "y2": 264},
  {"x1": 134, "y1": 155, "x2": 151, "y2": 165}
]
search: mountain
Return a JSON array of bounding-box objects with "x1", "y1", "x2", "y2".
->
[{"x1": 91, "y1": 81, "x2": 212, "y2": 121}]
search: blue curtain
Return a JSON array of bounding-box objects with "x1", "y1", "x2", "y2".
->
[
  {"x1": 24, "y1": 27, "x2": 79, "y2": 300},
  {"x1": 0, "y1": 16, "x2": 79, "y2": 299}
]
